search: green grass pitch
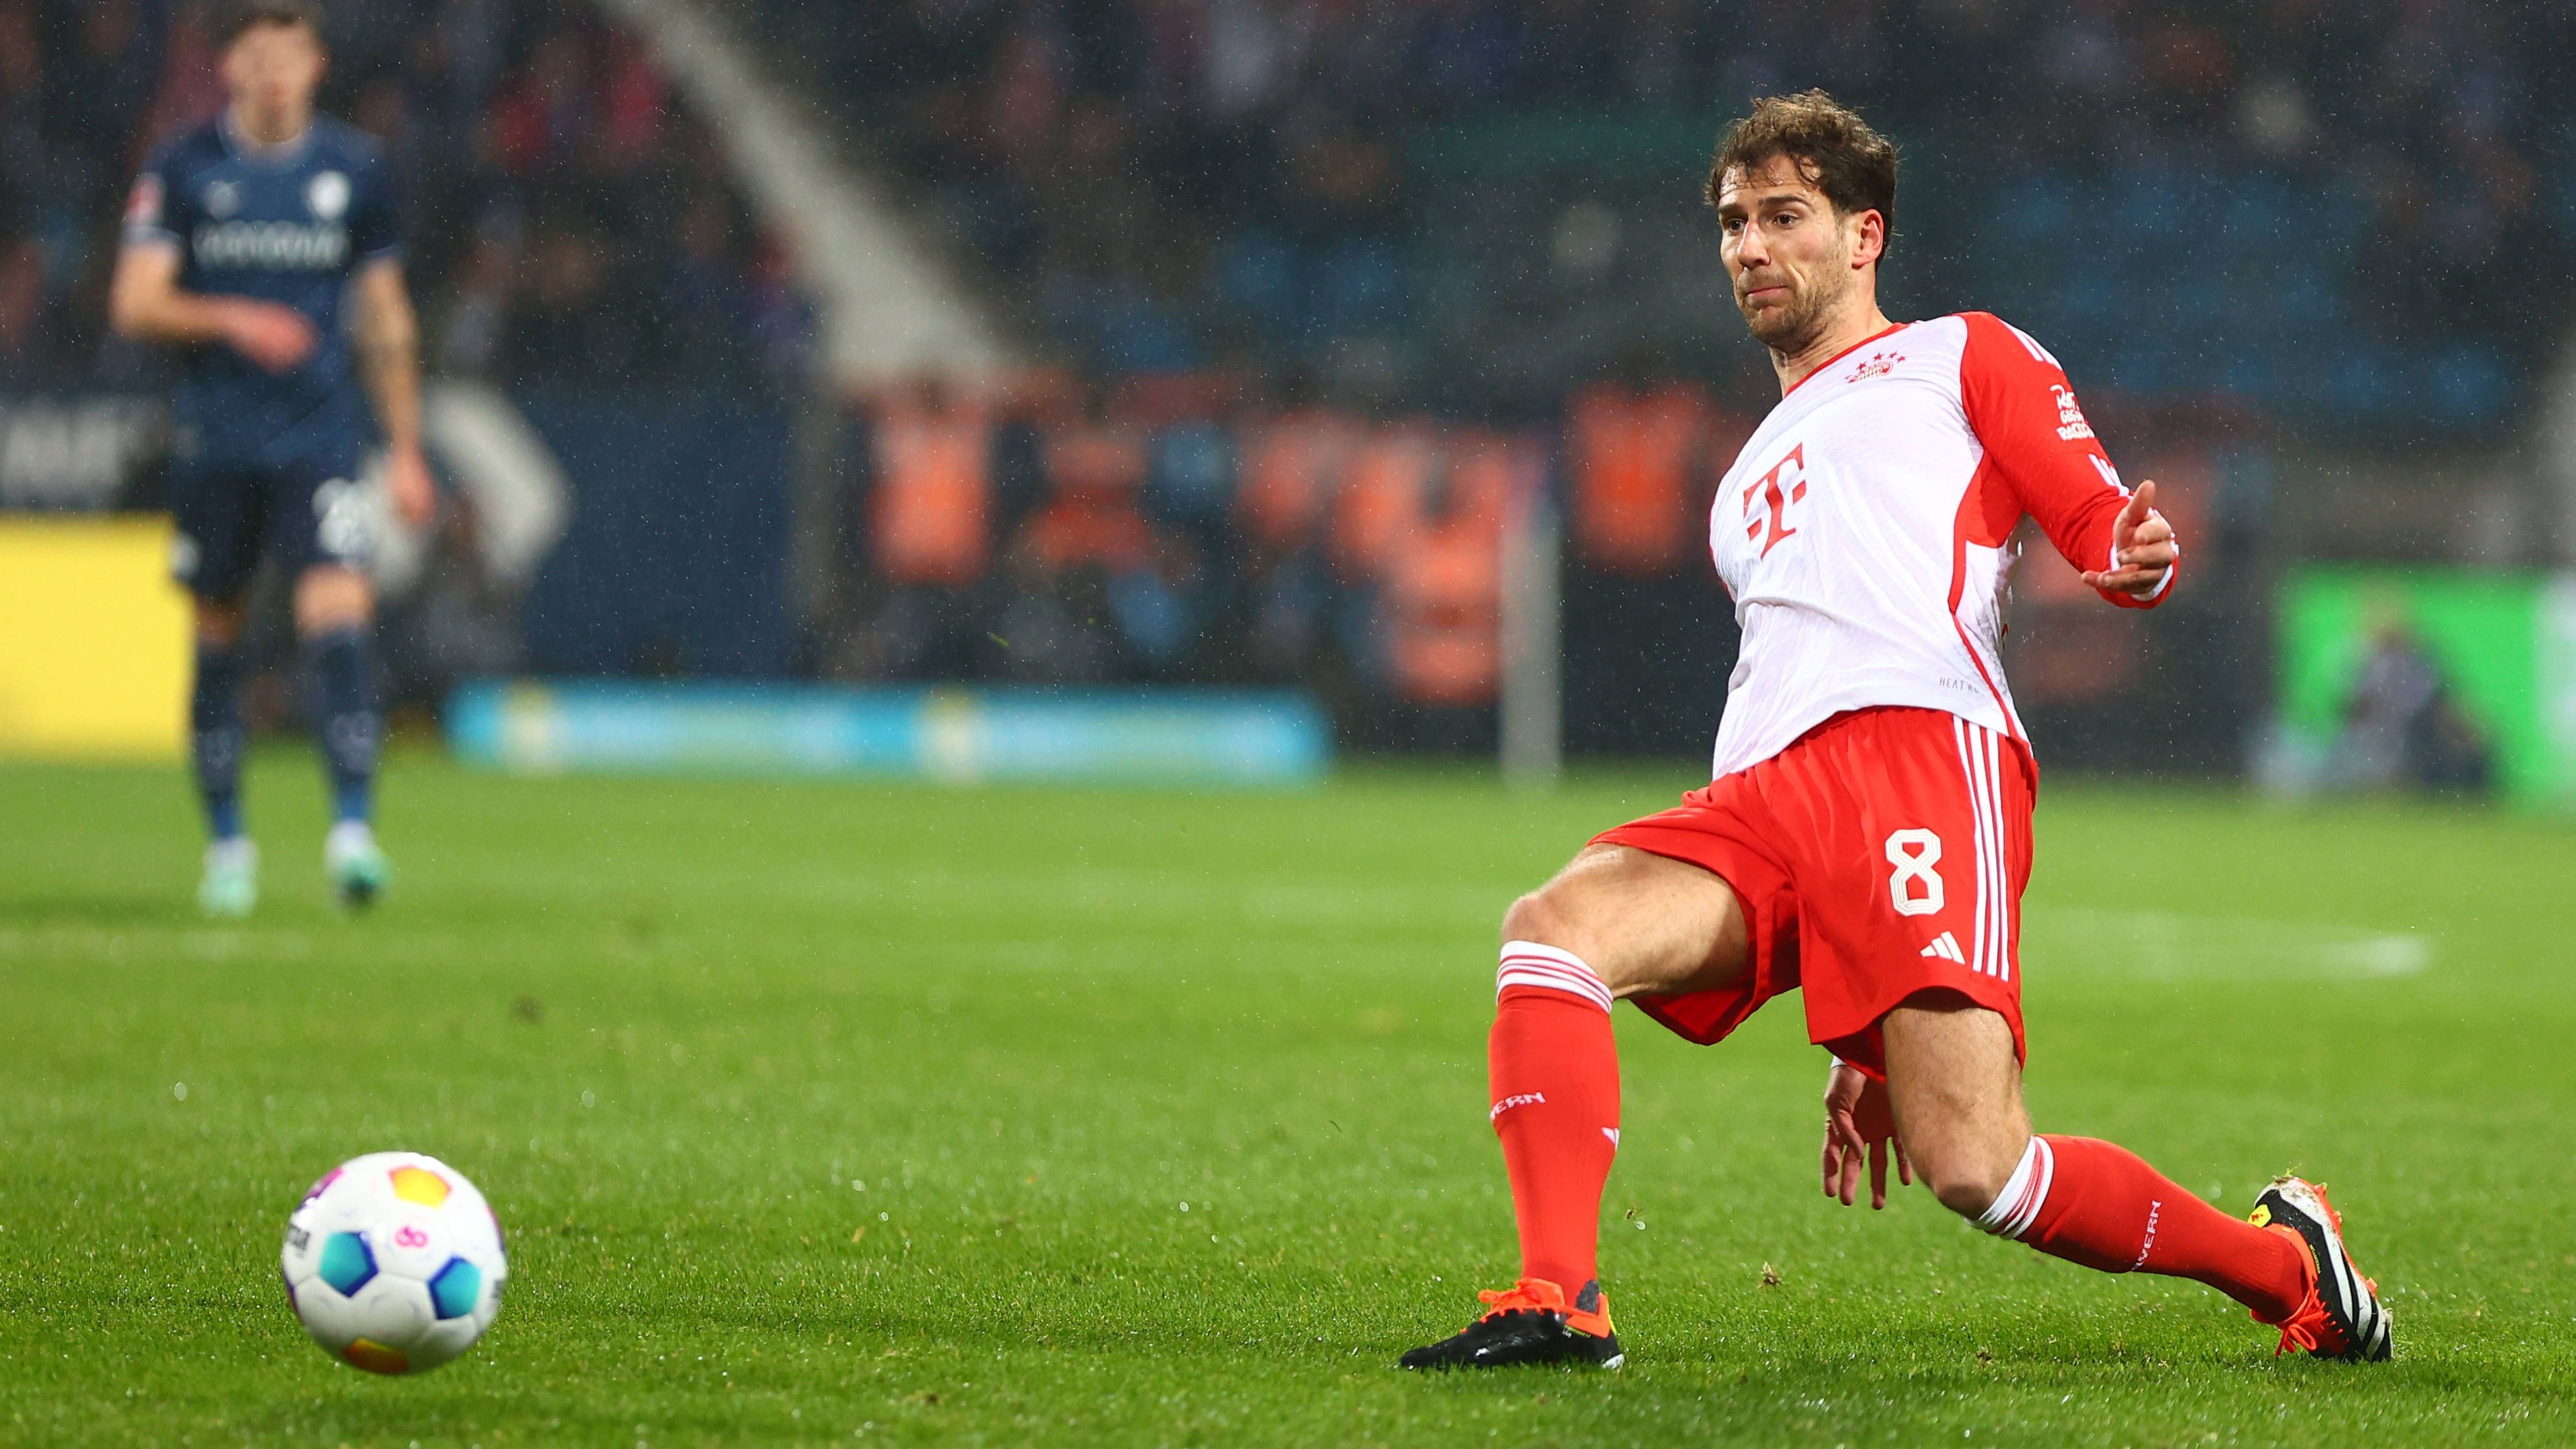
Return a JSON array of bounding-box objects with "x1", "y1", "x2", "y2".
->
[{"x1": 5, "y1": 750, "x2": 2575, "y2": 1446}]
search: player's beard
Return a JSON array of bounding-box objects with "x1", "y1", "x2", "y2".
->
[{"x1": 1739, "y1": 248, "x2": 1855, "y2": 359}]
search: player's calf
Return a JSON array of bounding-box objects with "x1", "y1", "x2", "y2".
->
[
  {"x1": 1878, "y1": 997, "x2": 2032, "y2": 1219},
  {"x1": 1873, "y1": 1001, "x2": 2331, "y2": 1348},
  {"x1": 191, "y1": 634, "x2": 250, "y2": 848}
]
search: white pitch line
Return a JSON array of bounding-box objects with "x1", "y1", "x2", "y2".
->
[{"x1": 2024, "y1": 907, "x2": 2432, "y2": 982}]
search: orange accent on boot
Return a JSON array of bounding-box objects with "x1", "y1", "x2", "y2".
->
[
  {"x1": 2254, "y1": 1223, "x2": 2352, "y2": 1356},
  {"x1": 1476, "y1": 1276, "x2": 1614, "y2": 1339}
]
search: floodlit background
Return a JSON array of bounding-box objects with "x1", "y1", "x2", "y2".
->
[
  {"x1": 3, "y1": 0, "x2": 2572, "y2": 788},
  {"x1": 8, "y1": 5, "x2": 2576, "y2": 1446}
]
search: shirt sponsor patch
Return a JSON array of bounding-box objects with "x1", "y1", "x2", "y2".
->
[{"x1": 2052, "y1": 384, "x2": 2095, "y2": 441}]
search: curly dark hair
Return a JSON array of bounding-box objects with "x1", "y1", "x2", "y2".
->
[{"x1": 1706, "y1": 90, "x2": 1900, "y2": 252}]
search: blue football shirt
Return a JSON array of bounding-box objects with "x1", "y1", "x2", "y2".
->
[{"x1": 124, "y1": 113, "x2": 403, "y2": 468}]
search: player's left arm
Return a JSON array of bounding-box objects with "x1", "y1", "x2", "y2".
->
[
  {"x1": 353, "y1": 259, "x2": 433, "y2": 528},
  {"x1": 1958, "y1": 313, "x2": 2176, "y2": 607},
  {"x1": 349, "y1": 148, "x2": 432, "y2": 528}
]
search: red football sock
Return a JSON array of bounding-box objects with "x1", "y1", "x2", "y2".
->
[
  {"x1": 1488, "y1": 941, "x2": 1621, "y2": 1293},
  {"x1": 1978, "y1": 1135, "x2": 2312, "y2": 1322}
]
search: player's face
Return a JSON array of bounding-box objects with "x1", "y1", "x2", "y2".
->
[
  {"x1": 1715, "y1": 157, "x2": 1866, "y2": 354},
  {"x1": 221, "y1": 22, "x2": 326, "y2": 131}
]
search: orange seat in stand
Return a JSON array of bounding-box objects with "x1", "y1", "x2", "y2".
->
[
  {"x1": 871, "y1": 410, "x2": 993, "y2": 587},
  {"x1": 1569, "y1": 383, "x2": 1708, "y2": 578}
]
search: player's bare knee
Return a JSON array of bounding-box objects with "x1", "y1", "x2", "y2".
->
[
  {"x1": 1928, "y1": 1162, "x2": 2013, "y2": 1220},
  {"x1": 293, "y1": 567, "x2": 374, "y2": 635},
  {"x1": 1499, "y1": 888, "x2": 1602, "y2": 974},
  {"x1": 1910, "y1": 1133, "x2": 2022, "y2": 1219}
]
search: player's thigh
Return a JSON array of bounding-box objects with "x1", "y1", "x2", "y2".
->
[
  {"x1": 1880, "y1": 994, "x2": 2029, "y2": 1208},
  {"x1": 169, "y1": 462, "x2": 263, "y2": 607},
  {"x1": 270, "y1": 458, "x2": 374, "y2": 594},
  {"x1": 1503, "y1": 843, "x2": 1751, "y2": 998}
]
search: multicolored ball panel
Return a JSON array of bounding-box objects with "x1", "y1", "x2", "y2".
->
[
  {"x1": 427, "y1": 1258, "x2": 481, "y2": 1320},
  {"x1": 342, "y1": 1337, "x2": 410, "y2": 1375},
  {"x1": 316, "y1": 1232, "x2": 377, "y2": 1297},
  {"x1": 388, "y1": 1166, "x2": 451, "y2": 1208}
]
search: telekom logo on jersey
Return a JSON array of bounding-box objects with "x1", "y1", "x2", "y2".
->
[{"x1": 1740, "y1": 444, "x2": 1807, "y2": 557}]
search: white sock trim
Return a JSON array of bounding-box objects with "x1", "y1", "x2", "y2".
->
[
  {"x1": 1496, "y1": 940, "x2": 1613, "y2": 1014},
  {"x1": 1974, "y1": 1135, "x2": 2054, "y2": 1240}
]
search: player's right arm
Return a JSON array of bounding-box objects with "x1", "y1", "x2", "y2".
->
[
  {"x1": 1957, "y1": 312, "x2": 2177, "y2": 607},
  {"x1": 108, "y1": 167, "x2": 317, "y2": 372}
]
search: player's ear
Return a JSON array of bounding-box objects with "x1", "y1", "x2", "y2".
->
[{"x1": 1849, "y1": 209, "x2": 1886, "y2": 270}]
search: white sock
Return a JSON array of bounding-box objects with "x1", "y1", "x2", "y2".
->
[
  {"x1": 1974, "y1": 1135, "x2": 2055, "y2": 1239},
  {"x1": 1496, "y1": 940, "x2": 1612, "y2": 1013}
]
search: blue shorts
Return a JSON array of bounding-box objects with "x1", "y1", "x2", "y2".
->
[{"x1": 168, "y1": 453, "x2": 371, "y2": 601}]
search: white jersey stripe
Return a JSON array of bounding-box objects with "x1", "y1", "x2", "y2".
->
[
  {"x1": 1985, "y1": 727, "x2": 2013, "y2": 983},
  {"x1": 1972, "y1": 722, "x2": 2002, "y2": 978},
  {"x1": 1978, "y1": 727, "x2": 1998, "y2": 974},
  {"x1": 1952, "y1": 717, "x2": 1990, "y2": 978},
  {"x1": 1978, "y1": 724, "x2": 2008, "y2": 980}
]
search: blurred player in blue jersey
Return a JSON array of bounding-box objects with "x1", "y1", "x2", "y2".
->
[{"x1": 110, "y1": 0, "x2": 433, "y2": 916}]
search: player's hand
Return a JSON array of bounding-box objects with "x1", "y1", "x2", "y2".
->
[
  {"x1": 1821, "y1": 1058, "x2": 1910, "y2": 1210},
  {"x1": 384, "y1": 443, "x2": 436, "y2": 529},
  {"x1": 215, "y1": 300, "x2": 319, "y2": 373},
  {"x1": 2079, "y1": 478, "x2": 2177, "y2": 597}
]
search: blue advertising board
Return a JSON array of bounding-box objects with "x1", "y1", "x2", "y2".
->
[{"x1": 447, "y1": 681, "x2": 1331, "y2": 786}]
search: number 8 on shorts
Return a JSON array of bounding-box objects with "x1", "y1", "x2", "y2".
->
[{"x1": 1885, "y1": 829, "x2": 1944, "y2": 916}]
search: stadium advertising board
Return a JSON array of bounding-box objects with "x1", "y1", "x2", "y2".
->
[
  {"x1": 447, "y1": 681, "x2": 1331, "y2": 785},
  {"x1": 0, "y1": 394, "x2": 166, "y2": 512},
  {"x1": 0, "y1": 515, "x2": 189, "y2": 759},
  {"x1": 2276, "y1": 567, "x2": 2576, "y2": 807}
]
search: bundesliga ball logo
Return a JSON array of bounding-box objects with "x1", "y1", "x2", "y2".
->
[{"x1": 279, "y1": 1152, "x2": 508, "y2": 1374}]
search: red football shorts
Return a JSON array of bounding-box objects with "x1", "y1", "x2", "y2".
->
[{"x1": 1594, "y1": 706, "x2": 2035, "y2": 1076}]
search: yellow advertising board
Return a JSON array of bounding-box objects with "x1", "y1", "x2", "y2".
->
[{"x1": 0, "y1": 515, "x2": 189, "y2": 760}]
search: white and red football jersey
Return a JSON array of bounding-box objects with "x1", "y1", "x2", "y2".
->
[{"x1": 1706, "y1": 312, "x2": 2172, "y2": 779}]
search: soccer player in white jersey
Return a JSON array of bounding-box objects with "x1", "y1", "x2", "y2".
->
[{"x1": 1403, "y1": 91, "x2": 2389, "y2": 1371}]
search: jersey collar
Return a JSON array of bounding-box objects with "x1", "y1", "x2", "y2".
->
[
  {"x1": 1779, "y1": 322, "x2": 1911, "y2": 400},
  {"x1": 220, "y1": 108, "x2": 316, "y2": 168}
]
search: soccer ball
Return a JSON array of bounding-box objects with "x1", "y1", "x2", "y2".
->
[{"x1": 280, "y1": 1151, "x2": 507, "y2": 1374}]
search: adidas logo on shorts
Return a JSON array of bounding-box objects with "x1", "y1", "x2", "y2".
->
[{"x1": 1919, "y1": 932, "x2": 1966, "y2": 964}]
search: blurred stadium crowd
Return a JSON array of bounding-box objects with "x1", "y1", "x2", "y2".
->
[
  {"x1": 812, "y1": 366, "x2": 2255, "y2": 759},
  {"x1": 0, "y1": 0, "x2": 808, "y2": 387},
  {"x1": 762, "y1": 0, "x2": 2574, "y2": 429},
  {"x1": 0, "y1": 0, "x2": 2559, "y2": 767}
]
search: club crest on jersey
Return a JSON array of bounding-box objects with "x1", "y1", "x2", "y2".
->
[
  {"x1": 1844, "y1": 350, "x2": 1903, "y2": 383},
  {"x1": 1740, "y1": 444, "x2": 1807, "y2": 558},
  {"x1": 307, "y1": 171, "x2": 350, "y2": 220},
  {"x1": 2051, "y1": 384, "x2": 2094, "y2": 441}
]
